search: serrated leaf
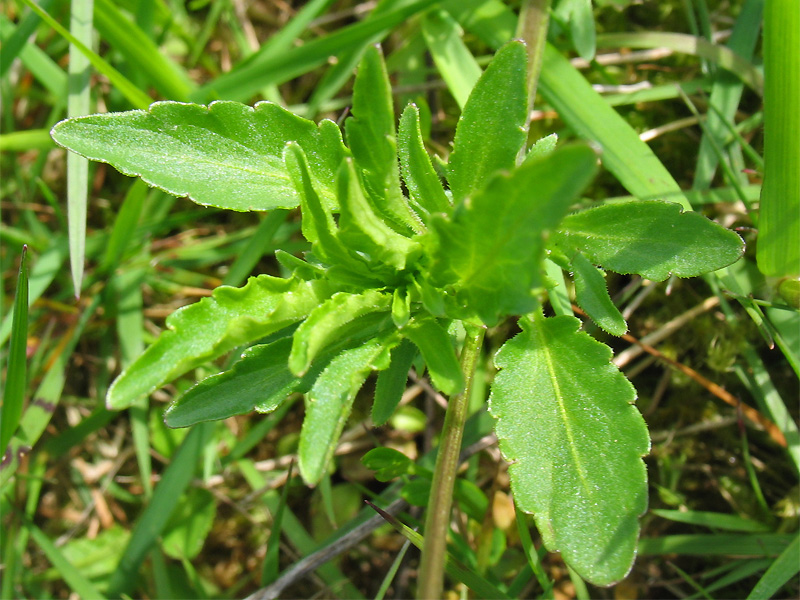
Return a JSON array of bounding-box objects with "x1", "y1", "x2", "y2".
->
[
  {"x1": 571, "y1": 251, "x2": 627, "y2": 336},
  {"x1": 552, "y1": 201, "x2": 745, "y2": 281},
  {"x1": 489, "y1": 313, "x2": 649, "y2": 585},
  {"x1": 398, "y1": 104, "x2": 451, "y2": 221},
  {"x1": 428, "y1": 145, "x2": 598, "y2": 325},
  {"x1": 107, "y1": 275, "x2": 331, "y2": 409},
  {"x1": 289, "y1": 289, "x2": 392, "y2": 376},
  {"x1": 373, "y1": 338, "x2": 417, "y2": 425},
  {"x1": 345, "y1": 45, "x2": 419, "y2": 233},
  {"x1": 51, "y1": 101, "x2": 348, "y2": 211},
  {"x1": 447, "y1": 41, "x2": 528, "y2": 204},
  {"x1": 524, "y1": 133, "x2": 558, "y2": 164},
  {"x1": 299, "y1": 336, "x2": 397, "y2": 485},
  {"x1": 403, "y1": 316, "x2": 463, "y2": 395},
  {"x1": 337, "y1": 158, "x2": 422, "y2": 272}
]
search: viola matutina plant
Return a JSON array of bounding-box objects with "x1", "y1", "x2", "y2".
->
[{"x1": 51, "y1": 41, "x2": 743, "y2": 585}]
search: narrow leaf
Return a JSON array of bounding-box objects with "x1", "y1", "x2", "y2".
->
[
  {"x1": 1, "y1": 246, "x2": 29, "y2": 453},
  {"x1": 299, "y1": 338, "x2": 396, "y2": 484},
  {"x1": 552, "y1": 201, "x2": 744, "y2": 281},
  {"x1": 51, "y1": 101, "x2": 348, "y2": 211},
  {"x1": 345, "y1": 44, "x2": 419, "y2": 233},
  {"x1": 289, "y1": 289, "x2": 392, "y2": 376},
  {"x1": 398, "y1": 104, "x2": 451, "y2": 220},
  {"x1": 428, "y1": 145, "x2": 598, "y2": 325},
  {"x1": 373, "y1": 339, "x2": 417, "y2": 426},
  {"x1": 402, "y1": 317, "x2": 463, "y2": 395},
  {"x1": 490, "y1": 313, "x2": 650, "y2": 585},
  {"x1": 107, "y1": 276, "x2": 331, "y2": 409},
  {"x1": 447, "y1": 40, "x2": 528, "y2": 204},
  {"x1": 570, "y1": 252, "x2": 627, "y2": 336}
]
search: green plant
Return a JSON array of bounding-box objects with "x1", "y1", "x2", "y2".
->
[{"x1": 50, "y1": 40, "x2": 744, "y2": 593}]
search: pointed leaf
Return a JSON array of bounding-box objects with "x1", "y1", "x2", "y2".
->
[
  {"x1": 299, "y1": 337, "x2": 397, "y2": 484},
  {"x1": 552, "y1": 201, "x2": 745, "y2": 281},
  {"x1": 489, "y1": 313, "x2": 649, "y2": 585},
  {"x1": 398, "y1": 104, "x2": 451, "y2": 220},
  {"x1": 428, "y1": 145, "x2": 598, "y2": 325},
  {"x1": 523, "y1": 133, "x2": 558, "y2": 164},
  {"x1": 345, "y1": 45, "x2": 419, "y2": 233},
  {"x1": 403, "y1": 317, "x2": 463, "y2": 395},
  {"x1": 51, "y1": 101, "x2": 348, "y2": 211},
  {"x1": 289, "y1": 289, "x2": 392, "y2": 376},
  {"x1": 107, "y1": 276, "x2": 331, "y2": 409},
  {"x1": 571, "y1": 252, "x2": 627, "y2": 336},
  {"x1": 337, "y1": 158, "x2": 422, "y2": 271},
  {"x1": 447, "y1": 41, "x2": 528, "y2": 203}
]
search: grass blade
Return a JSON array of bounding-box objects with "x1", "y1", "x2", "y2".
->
[
  {"x1": 746, "y1": 534, "x2": 800, "y2": 600},
  {"x1": 0, "y1": 246, "x2": 29, "y2": 453},
  {"x1": 67, "y1": 0, "x2": 93, "y2": 296}
]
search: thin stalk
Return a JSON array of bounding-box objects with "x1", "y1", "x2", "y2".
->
[
  {"x1": 417, "y1": 324, "x2": 485, "y2": 600},
  {"x1": 517, "y1": 0, "x2": 553, "y2": 117}
]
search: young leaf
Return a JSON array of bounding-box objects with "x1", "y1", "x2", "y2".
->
[
  {"x1": 489, "y1": 313, "x2": 649, "y2": 585},
  {"x1": 107, "y1": 276, "x2": 331, "y2": 409},
  {"x1": 523, "y1": 133, "x2": 558, "y2": 164},
  {"x1": 345, "y1": 44, "x2": 419, "y2": 233},
  {"x1": 447, "y1": 40, "x2": 528, "y2": 204},
  {"x1": 552, "y1": 201, "x2": 745, "y2": 281},
  {"x1": 428, "y1": 145, "x2": 598, "y2": 325},
  {"x1": 299, "y1": 336, "x2": 397, "y2": 485},
  {"x1": 398, "y1": 104, "x2": 451, "y2": 219},
  {"x1": 289, "y1": 289, "x2": 392, "y2": 376},
  {"x1": 336, "y1": 158, "x2": 422, "y2": 272},
  {"x1": 403, "y1": 316, "x2": 464, "y2": 395},
  {"x1": 51, "y1": 101, "x2": 348, "y2": 211},
  {"x1": 373, "y1": 338, "x2": 417, "y2": 426},
  {"x1": 570, "y1": 251, "x2": 627, "y2": 336},
  {"x1": 362, "y1": 447, "x2": 416, "y2": 481}
]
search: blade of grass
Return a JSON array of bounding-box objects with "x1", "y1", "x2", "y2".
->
[
  {"x1": 639, "y1": 534, "x2": 794, "y2": 556},
  {"x1": 746, "y1": 533, "x2": 800, "y2": 600},
  {"x1": 374, "y1": 538, "x2": 413, "y2": 600},
  {"x1": 0, "y1": 14, "x2": 67, "y2": 98},
  {"x1": 261, "y1": 461, "x2": 294, "y2": 585},
  {"x1": 67, "y1": 0, "x2": 93, "y2": 296},
  {"x1": 1, "y1": 246, "x2": 29, "y2": 453},
  {"x1": 20, "y1": 0, "x2": 151, "y2": 110},
  {"x1": 106, "y1": 422, "x2": 216, "y2": 597}
]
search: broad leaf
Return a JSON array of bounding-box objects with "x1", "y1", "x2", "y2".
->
[
  {"x1": 345, "y1": 45, "x2": 420, "y2": 233},
  {"x1": 107, "y1": 276, "x2": 331, "y2": 409},
  {"x1": 552, "y1": 201, "x2": 745, "y2": 281},
  {"x1": 489, "y1": 313, "x2": 649, "y2": 585},
  {"x1": 428, "y1": 145, "x2": 598, "y2": 325},
  {"x1": 289, "y1": 289, "x2": 392, "y2": 376},
  {"x1": 571, "y1": 251, "x2": 627, "y2": 336},
  {"x1": 402, "y1": 316, "x2": 463, "y2": 395},
  {"x1": 447, "y1": 40, "x2": 528, "y2": 204},
  {"x1": 398, "y1": 104, "x2": 451, "y2": 220},
  {"x1": 373, "y1": 338, "x2": 417, "y2": 425},
  {"x1": 299, "y1": 336, "x2": 397, "y2": 484},
  {"x1": 51, "y1": 101, "x2": 348, "y2": 211}
]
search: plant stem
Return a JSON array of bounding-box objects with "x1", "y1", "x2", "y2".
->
[
  {"x1": 417, "y1": 324, "x2": 485, "y2": 600},
  {"x1": 517, "y1": 0, "x2": 553, "y2": 117}
]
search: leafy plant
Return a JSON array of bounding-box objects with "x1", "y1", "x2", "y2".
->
[{"x1": 50, "y1": 40, "x2": 744, "y2": 590}]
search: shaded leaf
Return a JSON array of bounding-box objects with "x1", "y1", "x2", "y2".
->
[
  {"x1": 552, "y1": 201, "x2": 745, "y2": 281},
  {"x1": 161, "y1": 488, "x2": 215, "y2": 560},
  {"x1": 373, "y1": 338, "x2": 417, "y2": 425},
  {"x1": 51, "y1": 101, "x2": 348, "y2": 211},
  {"x1": 489, "y1": 313, "x2": 649, "y2": 585},
  {"x1": 403, "y1": 316, "x2": 463, "y2": 395},
  {"x1": 571, "y1": 251, "x2": 627, "y2": 336},
  {"x1": 107, "y1": 276, "x2": 331, "y2": 409}
]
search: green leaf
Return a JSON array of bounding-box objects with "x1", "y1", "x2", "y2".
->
[
  {"x1": 428, "y1": 145, "x2": 598, "y2": 325},
  {"x1": 1, "y1": 246, "x2": 28, "y2": 457},
  {"x1": 489, "y1": 313, "x2": 650, "y2": 585},
  {"x1": 362, "y1": 447, "x2": 416, "y2": 481},
  {"x1": 552, "y1": 201, "x2": 745, "y2": 281},
  {"x1": 107, "y1": 276, "x2": 331, "y2": 409},
  {"x1": 373, "y1": 338, "x2": 417, "y2": 425},
  {"x1": 403, "y1": 317, "x2": 463, "y2": 395},
  {"x1": 299, "y1": 337, "x2": 396, "y2": 485},
  {"x1": 161, "y1": 488, "x2": 215, "y2": 560},
  {"x1": 51, "y1": 101, "x2": 348, "y2": 211},
  {"x1": 164, "y1": 337, "x2": 301, "y2": 428},
  {"x1": 569, "y1": 0, "x2": 597, "y2": 61},
  {"x1": 398, "y1": 104, "x2": 451, "y2": 220},
  {"x1": 289, "y1": 289, "x2": 392, "y2": 376},
  {"x1": 570, "y1": 251, "x2": 627, "y2": 336},
  {"x1": 524, "y1": 133, "x2": 558, "y2": 163},
  {"x1": 345, "y1": 44, "x2": 419, "y2": 233},
  {"x1": 337, "y1": 158, "x2": 422, "y2": 272},
  {"x1": 447, "y1": 40, "x2": 529, "y2": 204}
]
